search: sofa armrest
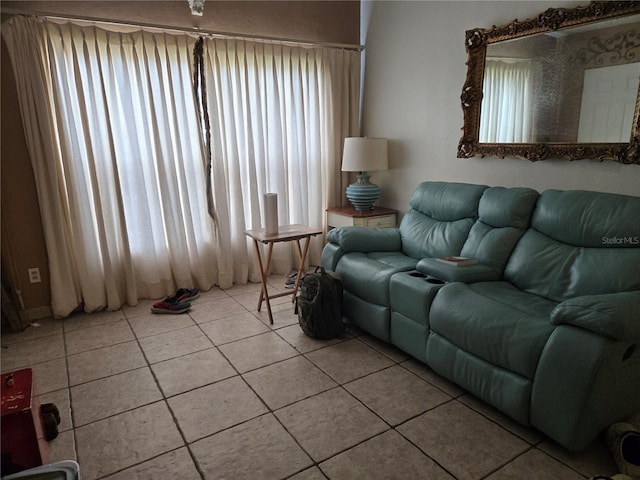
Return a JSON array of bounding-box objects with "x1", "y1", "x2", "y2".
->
[
  {"x1": 326, "y1": 226, "x2": 402, "y2": 252},
  {"x1": 550, "y1": 291, "x2": 640, "y2": 341},
  {"x1": 417, "y1": 258, "x2": 501, "y2": 283}
]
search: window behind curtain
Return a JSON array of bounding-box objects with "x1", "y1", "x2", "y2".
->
[{"x1": 201, "y1": 39, "x2": 359, "y2": 283}]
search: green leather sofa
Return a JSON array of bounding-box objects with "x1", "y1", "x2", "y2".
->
[{"x1": 321, "y1": 181, "x2": 640, "y2": 451}]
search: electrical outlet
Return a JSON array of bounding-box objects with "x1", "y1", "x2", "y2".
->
[{"x1": 28, "y1": 268, "x2": 42, "y2": 283}]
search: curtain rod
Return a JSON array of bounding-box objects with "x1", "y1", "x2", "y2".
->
[{"x1": 0, "y1": 7, "x2": 365, "y2": 52}]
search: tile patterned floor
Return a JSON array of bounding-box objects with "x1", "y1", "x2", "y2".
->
[{"x1": 0, "y1": 275, "x2": 625, "y2": 479}]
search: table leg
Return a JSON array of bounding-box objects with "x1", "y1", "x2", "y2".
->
[
  {"x1": 291, "y1": 236, "x2": 312, "y2": 300},
  {"x1": 252, "y1": 240, "x2": 274, "y2": 324},
  {"x1": 257, "y1": 242, "x2": 274, "y2": 311}
]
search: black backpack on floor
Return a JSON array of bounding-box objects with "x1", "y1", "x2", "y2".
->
[{"x1": 295, "y1": 267, "x2": 344, "y2": 340}]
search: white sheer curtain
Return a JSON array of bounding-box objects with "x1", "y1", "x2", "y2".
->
[
  {"x1": 2, "y1": 16, "x2": 360, "y2": 316},
  {"x1": 480, "y1": 60, "x2": 534, "y2": 143},
  {"x1": 201, "y1": 39, "x2": 359, "y2": 286},
  {"x1": 3, "y1": 17, "x2": 217, "y2": 316}
]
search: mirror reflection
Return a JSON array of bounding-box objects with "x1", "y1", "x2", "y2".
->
[{"x1": 480, "y1": 14, "x2": 640, "y2": 144}]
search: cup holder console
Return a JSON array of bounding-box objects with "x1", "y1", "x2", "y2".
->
[{"x1": 408, "y1": 271, "x2": 445, "y2": 285}]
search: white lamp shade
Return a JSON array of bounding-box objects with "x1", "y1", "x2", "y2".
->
[{"x1": 341, "y1": 137, "x2": 388, "y2": 172}]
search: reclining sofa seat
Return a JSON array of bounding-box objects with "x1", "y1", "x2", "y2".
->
[
  {"x1": 321, "y1": 181, "x2": 488, "y2": 340},
  {"x1": 427, "y1": 189, "x2": 640, "y2": 451},
  {"x1": 391, "y1": 186, "x2": 539, "y2": 362}
]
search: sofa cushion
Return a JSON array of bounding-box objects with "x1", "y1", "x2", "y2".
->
[
  {"x1": 459, "y1": 222, "x2": 524, "y2": 270},
  {"x1": 400, "y1": 182, "x2": 488, "y2": 259},
  {"x1": 335, "y1": 252, "x2": 417, "y2": 306},
  {"x1": 400, "y1": 213, "x2": 476, "y2": 259},
  {"x1": 505, "y1": 190, "x2": 640, "y2": 302},
  {"x1": 533, "y1": 190, "x2": 640, "y2": 247},
  {"x1": 476, "y1": 186, "x2": 539, "y2": 229},
  {"x1": 506, "y1": 230, "x2": 640, "y2": 302},
  {"x1": 459, "y1": 187, "x2": 539, "y2": 272},
  {"x1": 429, "y1": 281, "x2": 557, "y2": 379},
  {"x1": 408, "y1": 181, "x2": 488, "y2": 220}
]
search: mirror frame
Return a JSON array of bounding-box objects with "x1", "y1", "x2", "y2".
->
[{"x1": 458, "y1": 1, "x2": 640, "y2": 164}]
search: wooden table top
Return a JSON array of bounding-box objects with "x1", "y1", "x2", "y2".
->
[{"x1": 244, "y1": 224, "x2": 322, "y2": 243}]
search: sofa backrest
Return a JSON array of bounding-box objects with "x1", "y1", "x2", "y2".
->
[
  {"x1": 504, "y1": 190, "x2": 640, "y2": 302},
  {"x1": 460, "y1": 187, "x2": 539, "y2": 273},
  {"x1": 399, "y1": 181, "x2": 488, "y2": 259}
]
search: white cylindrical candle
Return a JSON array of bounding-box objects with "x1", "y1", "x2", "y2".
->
[{"x1": 264, "y1": 193, "x2": 278, "y2": 235}]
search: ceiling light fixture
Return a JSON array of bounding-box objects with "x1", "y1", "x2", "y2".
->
[{"x1": 189, "y1": 0, "x2": 204, "y2": 16}]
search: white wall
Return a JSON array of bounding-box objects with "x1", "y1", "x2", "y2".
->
[{"x1": 360, "y1": 1, "x2": 640, "y2": 213}]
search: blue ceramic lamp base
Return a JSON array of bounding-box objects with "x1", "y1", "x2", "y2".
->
[{"x1": 346, "y1": 172, "x2": 380, "y2": 211}]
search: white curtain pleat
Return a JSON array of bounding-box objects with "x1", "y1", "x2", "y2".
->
[
  {"x1": 3, "y1": 17, "x2": 218, "y2": 316},
  {"x1": 2, "y1": 17, "x2": 83, "y2": 316},
  {"x1": 202, "y1": 39, "x2": 360, "y2": 287},
  {"x1": 480, "y1": 60, "x2": 533, "y2": 143}
]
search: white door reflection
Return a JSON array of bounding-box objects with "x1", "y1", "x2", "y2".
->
[{"x1": 578, "y1": 62, "x2": 640, "y2": 142}]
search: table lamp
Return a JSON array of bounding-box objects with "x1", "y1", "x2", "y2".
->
[{"x1": 341, "y1": 137, "x2": 389, "y2": 211}]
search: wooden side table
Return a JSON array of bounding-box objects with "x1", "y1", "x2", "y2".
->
[
  {"x1": 245, "y1": 224, "x2": 322, "y2": 324},
  {"x1": 326, "y1": 206, "x2": 398, "y2": 229}
]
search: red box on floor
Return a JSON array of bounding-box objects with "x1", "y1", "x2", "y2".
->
[{"x1": 1, "y1": 368, "x2": 49, "y2": 474}]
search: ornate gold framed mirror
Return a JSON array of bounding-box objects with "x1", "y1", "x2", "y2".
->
[{"x1": 458, "y1": 1, "x2": 640, "y2": 164}]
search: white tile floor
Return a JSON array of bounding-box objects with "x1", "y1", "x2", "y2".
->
[{"x1": 0, "y1": 275, "x2": 628, "y2": 479}]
